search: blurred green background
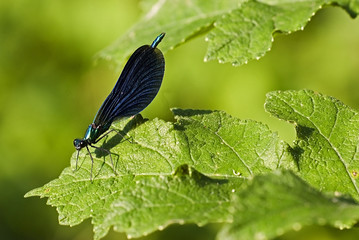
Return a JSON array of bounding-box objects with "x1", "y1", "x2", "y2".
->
[{"x1": 1, "y1": 0, "x2": 359, "y2": 239}]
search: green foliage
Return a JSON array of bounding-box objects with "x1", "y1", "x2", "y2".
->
[
  {"x1": 98, "y1": 0, "x2": 359, "y2": 67},
  {"x1": 265, "y1": 90, "x2": 359, "y2": 201},
  {"x1": 26, "y1": 90, "x2": 359, "y2": 239},
  {"x1": 25, "y1": 110, "x2": 284, "y2": 239},
  {"x1": 218, "y1": 170, "x2": 359, "y2": 240},
  {"x1": 23, "y1": 0, "x2": 359, "y2": 239}
]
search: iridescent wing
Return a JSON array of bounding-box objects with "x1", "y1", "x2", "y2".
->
[{"x1": 93, "y1": 33, "x2": 165, "y2": 128}]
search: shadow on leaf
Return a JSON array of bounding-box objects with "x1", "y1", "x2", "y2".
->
[
  {"x1": 172, "y1": 109, "x2": 213, "y2": 131},
  {"x1": 94, "y1": 114, "x2": 147, "y2": 157},
  {"x1": 287, "y1": 145, "x2": 303, "y2": 171},
  {"x1": 296, "y1": 125, "x2": 315, "y2": 140},
  {"x1": 174, "y1": 164, "x2": 228, "y2": 187}
]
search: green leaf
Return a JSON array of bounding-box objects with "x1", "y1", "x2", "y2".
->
[
  {"x1": 172, "y1": 109, "x2": 294, "y2": 176},
  {"x1": 218, "y1": 170, "x2": 359, "y2": 240},
  {"x1": 265, "y1": 90, "x2": 359, "y2": 201},
  {"x1": 26, "y1": 92, "x2": 359, "y2": 239},
  {"x1": 98, "y1": 0, "x2": 359, "y2": 67},
  {"x1": 25, "y1": 110, "x2": 288, "y2": 239}
]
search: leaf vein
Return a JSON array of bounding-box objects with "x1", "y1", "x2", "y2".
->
[{"x1": 276, "y1": 94, "x2": 359, "y2": 195}]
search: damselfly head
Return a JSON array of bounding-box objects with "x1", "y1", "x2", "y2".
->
[{"x1": 73, "y1": 138, "x2": 87, "y2": 150}]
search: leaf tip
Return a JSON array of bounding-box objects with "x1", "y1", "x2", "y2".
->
[{"x1": 24, "y1": 187, "x2": 44, "y2": 198}]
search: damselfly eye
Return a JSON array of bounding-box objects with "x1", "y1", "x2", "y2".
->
[{"x1": 73, "y1": 138, "x2": 86, "y2": 150}]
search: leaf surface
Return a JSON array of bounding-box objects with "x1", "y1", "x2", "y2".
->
[
  {"x1": 25, "y1": 110, "x2": 288, "y2": 239},
  {"x1": 218, "y1": 170, "x2": 359, "y2": 240},
  {"x1": 98, "y1": 0, "x2": 359, "y2": 67},
  {"x1": 265, "y1": 90, "x2": 359, "y2": 201}
]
